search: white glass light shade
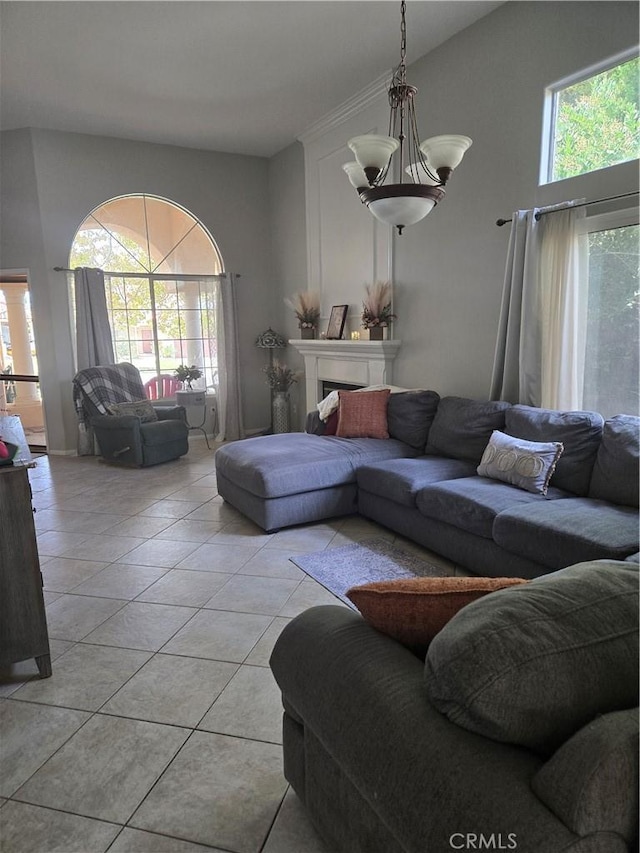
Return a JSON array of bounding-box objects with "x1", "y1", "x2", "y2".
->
[
  {"x1": 404, "y1": 162, "x2": 439, "y2": 186},
  {"x1": 342, "y1": 162, "x2": 368, "y2": 189},
  {"x1": 348, "y1": 135, "x2": 399, "y2": 171},
  {"x1": 419, "y1": 135, "x2": 472, "y2": 171},
  {"x1": 368, "y1": 195, "x2": 436, "y2": 227}
]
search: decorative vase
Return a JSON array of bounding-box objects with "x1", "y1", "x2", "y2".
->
[
  {"x1": 272, "y1": 391, "x2": 290, "y2": 434},
  {"x1": 300, "y1": 327, "x2": 315, "y2": 340},
  {"x1": 368, "y1": 326, "x2": 384, "y2": 341}
]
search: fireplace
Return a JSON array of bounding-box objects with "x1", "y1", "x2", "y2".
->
[
  {"x1": 321, "y1": 380, "x2": 365, "y2": 398},
  {"x1": 288, "y1": 338, "x2": 401, "y2": 412}
]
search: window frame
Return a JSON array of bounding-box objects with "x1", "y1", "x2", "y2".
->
[{"x1": 540, "y1": 46, "x2": 639, "y2": 186}]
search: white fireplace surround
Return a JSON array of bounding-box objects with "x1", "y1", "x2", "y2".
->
[{"x1": 289, "y1": 339, "x2": 401, "y2": 411}]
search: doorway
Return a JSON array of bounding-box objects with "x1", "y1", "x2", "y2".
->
[{"x1": 0, "y1": 271, "x2": 47, "y2": 451}]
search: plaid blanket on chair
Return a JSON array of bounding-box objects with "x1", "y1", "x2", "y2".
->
[{"x1": 72, "y1": 362, "x2": 147, "y2": 431}]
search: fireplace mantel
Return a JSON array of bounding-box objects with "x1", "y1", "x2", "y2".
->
[{"x1": 289, "y1": 339, "x2": 401, "y2": 410}]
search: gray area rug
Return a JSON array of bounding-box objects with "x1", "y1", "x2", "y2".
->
[{"x1": 290, "y1": 537, "x2": 452, "y2": 607}]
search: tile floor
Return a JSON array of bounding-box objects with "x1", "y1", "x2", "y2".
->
[{"x1": 0, "y1": 438, "x2": 457, "y2": 853}]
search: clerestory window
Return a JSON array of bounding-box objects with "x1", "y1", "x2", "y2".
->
[{"x1": 541, "y1": 49, "x2": 639, "y2": 184}]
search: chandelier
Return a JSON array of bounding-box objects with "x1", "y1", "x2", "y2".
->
[{"x1": 342, "y1": 0, "x2": 472, "y2": 234}]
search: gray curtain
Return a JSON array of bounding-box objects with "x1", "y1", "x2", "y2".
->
[
  {"x1": 74, "y1": 267, "x2": 114, "y2": 454},
  {"x1": 75, "y1": 267, "x2": 115, "y2": 370},
  {"x1": 490, "y1": 210, "x2": 542, "y2": 405},
  {"x1": 490, "y1": 202, "x2": 586, "y2": 408},
  {"x1": 218, "y1": 272, "x2": 245, "y2": 441}
]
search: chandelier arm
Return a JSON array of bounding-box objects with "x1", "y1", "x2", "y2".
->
[{"x1": 408, "y1": 101, "x2": 441, "y2": 185}]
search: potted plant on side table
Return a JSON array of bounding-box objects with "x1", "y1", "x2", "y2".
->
[{"x1": 174, "y1": 364, "x2": 205, "y2": 406}]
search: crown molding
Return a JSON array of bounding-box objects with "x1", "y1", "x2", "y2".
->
[{"x1": 297, "y1": 70, "x2": 390, "y2": 147}]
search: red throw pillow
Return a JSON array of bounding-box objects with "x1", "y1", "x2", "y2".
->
[
  {"x1": 336, "y1": 389, "x2": 390, "y2": 439},
  {"x1": 347, "y1": 576, "x2": 529, "y2": 654}
]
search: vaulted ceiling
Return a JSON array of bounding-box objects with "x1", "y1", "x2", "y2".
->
[{"x1": 0, "y1": 1, "x2": 503, "y2": 157}]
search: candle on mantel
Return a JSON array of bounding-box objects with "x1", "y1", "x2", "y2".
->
[{"x1": 350, "y1": 331, "x2": 360, "y2": 340}]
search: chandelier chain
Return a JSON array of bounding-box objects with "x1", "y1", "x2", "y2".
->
[{"x1": 400, "y1": 0, "x2": 407, "y2": 73}]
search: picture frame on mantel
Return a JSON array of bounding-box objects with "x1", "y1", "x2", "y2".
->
[{"x1": 326, "y1": 305, "x2": 348, "y2": 340}]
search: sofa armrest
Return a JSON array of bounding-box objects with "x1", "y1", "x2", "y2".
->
[
  {"x1": 270, "y1": 606, "x2": 581, "y2": 853},
  {"x1": 89, "y1": 414, "x2": 143, "y2": 463},
  {"x1": 305, "y1": 411, "x2": 325, "y2": 435},
  {"x1": 152, "y1": 405, "x2": 187, "y2": 422},
  {"x1": 531, "y1": 708, "x2": 639, "y2": 845}
]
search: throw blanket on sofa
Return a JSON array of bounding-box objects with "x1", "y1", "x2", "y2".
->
[{"x1": 72, "y1": 362, "x2": 147, "y2": 455}]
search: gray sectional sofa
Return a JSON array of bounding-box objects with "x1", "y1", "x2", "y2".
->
[
  {"x1": 215, "y1": 393, "x2": 639, "y2": 578},
  {"x1": 270, "y1": 559, "x2": 639, "y2": 853}
]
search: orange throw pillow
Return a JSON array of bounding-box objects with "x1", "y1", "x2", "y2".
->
[
  {"x1": 336, "y1": 389, "x2": 390, "y2": 439},
  {"x1": 346, "y1": 576, "x2": 529, "y2": 654}
]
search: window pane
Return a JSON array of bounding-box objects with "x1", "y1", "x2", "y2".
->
[
  {"x1": 583, "y1": 224, "x2": 639, "y2": 417},
  {"x1": 552, "y1": 56, "x2": 639, "y2": 182}
]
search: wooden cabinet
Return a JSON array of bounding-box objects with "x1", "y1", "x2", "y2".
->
[{"x1": 0, "y1": 463, "x2": 51, "y2": 677}]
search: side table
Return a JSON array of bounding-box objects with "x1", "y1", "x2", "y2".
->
[{"x1": 176, "y1": 389, "x2": 211, "y2": 448}]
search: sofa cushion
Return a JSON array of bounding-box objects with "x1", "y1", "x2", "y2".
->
[
  {"x1": 416, "y1": 476, "x2": 569, "y2": 539},
  {"x1": 336, "y1": 389, "x2": 390, "y2": 439},
  {"x1": 589, "y1": 414, "x2": 640, "y2": 507},
  {"x1": 493, "y1": 497, "x2": 640, "y2": 568},
  {"x1": 214, "y1": 432, "x2": 418, "y2": 499},
  {"x1": 425, "y1": 397, "x2": 511, "y2": 463},
  {"x1": 346, "y1": 576, "x2": 528, "y2": 655},
  {"x1": 505, "y1": 404, "x2": 603, "y2": 496},
  {"x1": 357, "y1": 457, "x2": 477, "y2": 508},
  {"x1": 107, "y1": 399, "x2": 158, "y2": 422},
  {"x1": 386, "y1": 390, "x2": 440, "y2": 450},
  {"x1": 425, "y1": 560, "x2": 639, "y2": 755},
  {"x1": 477, "y1": 430, "x2": 564, "y2": 495},
  {"x1": 531, "y1": 708, "x2": 639, "y2": 844}
]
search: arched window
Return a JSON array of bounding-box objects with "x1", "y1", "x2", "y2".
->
[{"x1": 70, "y1": 194, "x2": 223, "y2": 390}]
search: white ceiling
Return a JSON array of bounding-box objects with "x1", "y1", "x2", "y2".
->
[{"x1": 0, "y1": 1, "x2": 503, "y2": 158}]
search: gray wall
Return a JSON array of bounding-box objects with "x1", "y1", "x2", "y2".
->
[
  {"x1": 391, "y1": 0, "x2": 639, "y2": 396},
  {"x1": 268, "y1": 140, "x2": 308, "y2": 427},
  {"x1": 0, "y1": 128, "x2": 277, "y2": 451},
  {"x1": 274, "y1": 1, "x2": 638, "y2": 402}
]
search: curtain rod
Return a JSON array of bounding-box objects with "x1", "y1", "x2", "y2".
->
[
  {"x1": 496, "y1": 190, "x2": 639, "y2": 227},
  {"x1": 53, "y1": 267, "x2": 239, "y2": 280}
]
